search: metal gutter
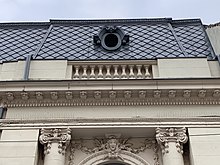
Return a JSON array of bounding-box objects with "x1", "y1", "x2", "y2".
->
[{"x1": 23, "y1": 55, "x2": 32, "y2": 80}]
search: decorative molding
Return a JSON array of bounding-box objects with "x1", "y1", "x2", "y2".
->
[
  {"x1": 80, "y1": 91, "x2": 87, "y2": 99},
  {"x1": 156, "y1": 127, "x2": 188, "y2": 155},
  {"x1": 66, "y1": 92, "x2": 73, "y2": 100},
  {"x1": 77, "y1": 150, "x2": 151, "y2": 165},
  {"x1": 154, "y1": 90, "x2": 161, "y2": 98},
  {"x1": 68, "y1": 141, "x2": 76, "y2": 165},
  {"x1": 79, "y1": 135, "x2": 154, "y2": 156},
  {"x1": 6, "y1": 92, "x2": 14, "y2": 101},
  {"x1": 21, "y1": 92, "x2": 28, "y2": 100},
  {"x1": 168, "y1": 90, "x2": 176, "y2": 98},
  {"x1": 2, "y1": 89, "x2": 220, "y2": 107},
  {"x1": 213, "y1": 90, "x2": 220, "y2": 97},
  {"x1": 36, "y1": 92, "x2": 43, "y2": 100},
  {"x1": 183, "y1": 90, "x2": 191, "y2": 98},
  {"x1": 50, "y1": 92, "x2": 58, "y2": 100},
  {"x1": 198, "y1": 90, "x2": 206, "y2": 98},
  {"x1": 94, "y1": 91, "x2": 101, "y2": 99},
  {"x1": 68, "y1": 135, "x2": 154, "y2": 165},
  {"x1": 39, "y1": 128, "x2": 71, "y2": 155},
  {"x1": 153, "y1": 141, "x2": 160, "y2": 165},
  {"x1": 109, "y1": 91, "x2": 116, "y2": 99}
]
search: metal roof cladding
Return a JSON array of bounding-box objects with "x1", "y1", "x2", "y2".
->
[{"x1": 0, "y1": 18, "x2": 216, "y2": 62}]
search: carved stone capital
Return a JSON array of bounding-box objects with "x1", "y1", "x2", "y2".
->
[
  {"x1": 39, "y1": 128, "x2": 71, "y2": 155},
  {"x1": 156, "y1": 127, "x2": 188, "y2": 155}
]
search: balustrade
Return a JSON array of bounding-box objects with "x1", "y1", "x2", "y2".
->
[{"x1": 71, "y1": 62, "x2": 152, "y2": 80}]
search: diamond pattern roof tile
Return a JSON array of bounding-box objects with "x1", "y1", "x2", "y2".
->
[{"x1": 0, "y1": 18, "x2": 216, "y2": 62}]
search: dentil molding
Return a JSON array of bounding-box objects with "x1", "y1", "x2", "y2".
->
[{"x1": 1, "y1": 89, "x2": 220, "y2": 107}]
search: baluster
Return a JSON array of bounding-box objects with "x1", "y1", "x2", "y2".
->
[
  {"x1": 144, "y1": 65, "x2": 151, "y2": 78},
  {"x1": 97, "y1": 65, "x2": 103, "y2": 79},
  {"x1": 121, "y1": 65, "x2": 127, "y2": 79},
  {"x1": 113, "y1": 65, "x2": 119, "y2": 79},
  {"x1": 128, "y1": 65, "x2": 135, "y2": 79},
  {"x1": 73, "y1": 65, "x2": 80, "y2": 79},
  {"x1": 136, "y1": 65, "x2": 143, "y2": 79},
  {"x1": 81, "y1": 65, "x2": 88, "y2": 79},
  {"x1": 105, "y1": 65, "x2": 111, "y2": 79},
  {"x1": 89, "y1": 65, "x2": 96, "y2": 79}
]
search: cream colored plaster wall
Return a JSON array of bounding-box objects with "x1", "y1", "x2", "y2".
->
[
  {"x1": 157, "y1": 58, "x2": 211, "y2": 78},
  {"x1": 189, "y1": 128, "x2": 220, "y2": 165},
  {"x1": 208, "y1": 61, "x2": 220, "y2": 77},
  {"x1": 0, "y1": 61, "x2": 25, "y2": 80},
  {"x1": 0, "y1": 129, "x2": 39, "y2": 165},
  {"x1": 6, "y1": 105, "x2": 220, "y2": 120},
  {"x1": 29, "y1": 60, "x2": 67, "y2": 80},
  {"x1": 0, "y1": 58, "x2": 218, "y2": 80},
  {"x1": 206, "y1": 26, "x2": 220, "y2": 55}
]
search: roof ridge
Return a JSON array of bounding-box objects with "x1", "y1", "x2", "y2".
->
[{"x1": 49, "y1": 18, "x2": 173, "y2": 24}]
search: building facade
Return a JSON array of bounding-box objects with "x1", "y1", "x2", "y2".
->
[{"x1": 0, "y1": 18, "x2": 220, "y2": 165}]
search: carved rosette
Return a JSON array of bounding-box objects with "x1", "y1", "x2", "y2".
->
[
  {"x1": 156, "y1": 127, "x2": 188, "y2": 155},
  {"x1": 39, "y1": 128, "x2": 71, "y2": 155}
]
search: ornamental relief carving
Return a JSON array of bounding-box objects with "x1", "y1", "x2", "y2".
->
[
  {"x1": 39, "y1": 128, "x2": 71, "y2": 155},
  {"x1": 156, "y1": 127, "x2": 188, "y2": 155},
  {"x1": 68, "y1": 135, "x2": 160, "y2": 165},
  {"x1": 2, "y1": 89, "x2": 220, "y2": 107}
]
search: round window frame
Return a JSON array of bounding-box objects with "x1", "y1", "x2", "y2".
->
[{"x1": 101, "y1": 33, "x2": 122, "y2": 51}]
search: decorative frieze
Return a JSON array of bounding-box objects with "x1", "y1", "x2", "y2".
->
[
  {"x1": 68, "y1": 135, "x2": 156, "y2": 165},
  {"x1": 50, "y1": 92, "x2": 58, "y2": 100},
  {"x1": 21, "y1": 92, "x2": 28, "y2": 100},
  {"x1": 6, "y1": 92, "x2": 14, "y2": 101},
  {"x1": 168, "y1": 90, "x2": 176, "y2": 98},
  {"x1": 36, "y1": 92, "x2": 43, "y2": 100},
  {"x1": 198, "y1": 90, "x2": 206, "y2": 98},
  {"x1": 80, "y1": 91, "x2": 87, "y2": 99},
  {"x1": 39, "y1": 128, "x2": 71, "y2": 155},
  {"x1": 154, "y1": 90, "x2": 161, "y2": 98},
  {"x1": 94, "y1": 91, "x2": 101, "y2": 99},
  {"x1": 183, "y1": 90, "x2": 191, "y2": 98},
  {"x1": 156, "y1": 127, "x2": 188, "y2": 155},
  {"x1": 109, "y1": 91, "x2": 117, "y2": 99},
  {"x1": 213, "y1": 90, "x2": 220, "y2": 97},
  {"x1": 66, "y1": 92, "x2": 73, "y2": 100},
  {"x1": 2, "y1": 89, "x2": 220, "y2": 107},
  {"x1": 79, "y1": 135, "x2": 154, "y2": 155}
]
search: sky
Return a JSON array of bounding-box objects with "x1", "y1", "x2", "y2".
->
[{"x1": 0, "y1": 0, "x2": 219, "y2": 24}]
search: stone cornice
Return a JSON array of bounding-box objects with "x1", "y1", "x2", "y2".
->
[{"x1": 2, "y1": 117, "x2": 220, "y2": 128}]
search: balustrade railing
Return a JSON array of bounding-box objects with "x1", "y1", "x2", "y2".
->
[{"x1": 70, "y1": 61, "x2": 154, "y2": 80}]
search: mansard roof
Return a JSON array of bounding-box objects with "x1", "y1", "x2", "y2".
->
[{"x1": 0, "y1": 18, "x2": 216, "y2": 62}]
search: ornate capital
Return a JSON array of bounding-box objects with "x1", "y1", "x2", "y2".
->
[
  {"x1": 39, "y1": 128, "x2": 71, "y2": 155},
  {"x1": 156, "y1": 127, "x2": 188, "y2": 155}
]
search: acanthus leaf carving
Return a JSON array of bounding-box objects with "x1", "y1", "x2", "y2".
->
[
  {"x1": 39, "y1": 128, "x2": 71, "y2": 155},
  {"x1": 78, "y1": 135, "x2": 154, "y2": 159},
  {"x1": 156, "y1": 127, "x2": 188, "y2": 155}
]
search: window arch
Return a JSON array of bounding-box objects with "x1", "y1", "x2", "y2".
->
[{"x1": 78, "y1": 150, "x2": 150, "y2": 165}]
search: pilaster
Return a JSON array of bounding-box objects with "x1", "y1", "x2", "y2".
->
[
  {"x1": 156, "y1": 127, "x2": 188, "y2": 165},
  {"x1": 39, "y1": 128, "x2": 71, "y2": 165}
]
